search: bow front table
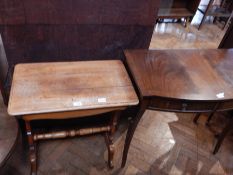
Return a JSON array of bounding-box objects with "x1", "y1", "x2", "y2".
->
[
  {"x1": 7, "y1": 60, "x2": 139, "y2": 175},
  {"x1": 122, "y1": 49, "x2": 233, "y2": 167}
]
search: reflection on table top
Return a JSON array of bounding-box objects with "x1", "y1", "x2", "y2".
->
[{"x1": 125, "y1": 49, "x2": 233, "y2": 101}]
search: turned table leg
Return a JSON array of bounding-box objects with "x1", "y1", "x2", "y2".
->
[
  {"x1": 105, "y1": 111, "x2": 121, "y2": 168},
  {"x1": 105, "y1": 133, "x2": 114, "y2": 168},
  {"x1": 25, "y1": 120, "x2": 37, "y2": 175},
  {"x1": 121, "y1": 100, "x2": 148, "y2": 167}
]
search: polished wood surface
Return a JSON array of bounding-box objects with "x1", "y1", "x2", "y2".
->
[
  {"x1": 122, "y1": 49, "x2": 233, "y2": 167},
  {"x1": 8, "y1": 60, "x2": 139, "y2": 117},
  {"x1": 125, "y1": 49, "x2": 233, "y2": 101},
  {"x1": 0, "y1": 97, "x2": 18, "y2": 168}
]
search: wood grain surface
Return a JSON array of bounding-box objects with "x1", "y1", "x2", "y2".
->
[
  {"x1": 8, "y1": 60, "x2": 138, "y2": 116},
  {"x1": 125, "y1": 49, "x2": 233, "y2": 101}
]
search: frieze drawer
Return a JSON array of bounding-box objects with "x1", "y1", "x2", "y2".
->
[{"x1": 149, "y1": 98, "x2": 217, "y2": 112}]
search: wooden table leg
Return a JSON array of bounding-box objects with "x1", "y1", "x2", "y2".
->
[
  {"x1": 213, "y1": 115, "x2": 233, "y2": 154},
  {"x1": 121, "y1": 100, "x2": 148, "y2": 167},
  {"x1": 25, "y1": 120, "x2": 37, "y2": 175},
  {"x1": 105, "y1": 133, "x2": 114, "y2": 168},
  {"x1": 105, "y1": 111, "x2": 121, "y2": 168},
  {"x1": 206, "y1": 111, "x2": 215, "y2": 126},
  {"x1": 193, "y1": 112, "x2": 215, "y2": 125},
  {"x1": 198, "y1": 0, "x2": 214, "y2": 30},
  {"x1": 193, "y1": 113, "x2": 201, "y2": 124},
  {"x1": 194, "y1": 104, "x2": 219, "y2": 125}
]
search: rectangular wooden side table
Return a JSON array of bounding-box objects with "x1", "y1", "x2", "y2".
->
[{"x1": 8, "y1": 60, "x2": 139, "y2": 175}]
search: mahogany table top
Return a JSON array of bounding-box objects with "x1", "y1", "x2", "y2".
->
[
  {"x1": 8, "y1": 60, "x2": 138, "y2": 116},
  {"x1": 125, "y1": 49, "x2": 233, "y2": 101}
]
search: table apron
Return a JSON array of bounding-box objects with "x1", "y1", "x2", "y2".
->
[
  {"x1": 148, "y1": 98, "x2": 233, "y2": 113},
  {"x1": 22, "y1": 106, "x2": 126, "y2": 121}
]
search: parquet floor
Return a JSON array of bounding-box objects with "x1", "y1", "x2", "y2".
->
[
  {"x1": 1, "y1": 15, "x2": 233, "y2": 175},
  {"x1": 150, "y1": 10, "x2": 227, "y2": 49}
]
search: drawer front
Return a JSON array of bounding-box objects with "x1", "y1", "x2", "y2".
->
[{"x1": 149, "y1": 98, "x2": 217, "y2": 112}]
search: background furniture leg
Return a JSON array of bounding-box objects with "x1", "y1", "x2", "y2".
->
[
  {"x1": 213, "y1": 16, "x2": 217, "y2": 23},
  {"x1": 213, "y1": 116, "x2": 233, "y2": 154},
  {"x1": 198, "y1": 0, "x2": 214, "y2": 30},
  {"x1": 193, "y1": 111, "x2": 215, "y2": 125},
  {"x1": 184, "y1": 17, "x2": 189, "y2": 27},
  {"x1": 223, "y1": 12, "x2": 233, "y2": 30},
  {"x1": 25, "y1": 120, "x2": 37, "y2": 175},
  {"x1": 198, "y1": 14, "x2": 207, "y2": 30},
  {"x1": 206, "y1": 111, "x2": 215, "y2": 126},
  {"x1": 193, "y1": 113, "x2": 201, "y2": 124}
]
